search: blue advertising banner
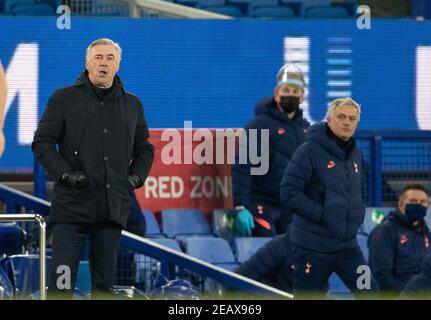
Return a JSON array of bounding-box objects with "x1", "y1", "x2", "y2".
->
[{"x1": 1, "y1": 18, "x2": 431, "y2": 170}]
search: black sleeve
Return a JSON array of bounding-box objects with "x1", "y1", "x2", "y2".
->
[
  {"x1": 128, "y1": 100, "x2": 154, "y2": 184},
  {"x1": 31, "y1": 91, "x2": 71, "y2": 182}
]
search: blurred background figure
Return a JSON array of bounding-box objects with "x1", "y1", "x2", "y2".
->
[{"x1": 231, "y1": 63, "x2": 309, "y2": 237}]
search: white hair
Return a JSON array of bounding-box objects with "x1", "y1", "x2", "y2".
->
[
  {"x1": 326, "y1": 97, "x2": 361, "y2": 121},
  {"x1": 86, "y1": 38, "x2": 122, "y2": 62}
]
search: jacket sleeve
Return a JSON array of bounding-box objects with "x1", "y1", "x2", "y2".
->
[
  {"x1": 31, "y1": 91, "x2": 72, "y2": 182},
  {"x1": 280, "y1": 144, "x2": 323, "y2": 223},
  {"x1": 231, "y1": 119, "x2": 268, "y2": 209},
  {"x1": 361, "y1": 154, "x2": 368, "y2": 207},
  {"x1": 128, "y1": 101, "x2": 154, "y2": 184},
  {"x1": 368, "y1": 225, "x2": 406, "y2": 292}
]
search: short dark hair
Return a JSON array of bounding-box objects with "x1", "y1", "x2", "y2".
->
[{"x1": 400, "y1": 184, "x2": 429, "y2": 197}]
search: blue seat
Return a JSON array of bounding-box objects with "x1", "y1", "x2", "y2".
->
[
  {"x1": 12, "y1": 3, "x2": 55, "y2": 15},
  {"x1": 142, "y1": 210, "x2": 165, "y2": 238},
  {"x1": 361, "y1": 207, "x2": 391, "y2": 235},
  {"x1": 161, "y1": 208, "x2": 212, "y2": 238},
  {"x1": 0, "y1": 222, "x2": 24, "y2": 256},
  {"x1": 147, "y1": 238, "x2": 183, "y2": 252},
  {"x1": 227, "y1": 0, "x2": 277, "y2": 16},
  {"x1": 175, "y1": 0, "x2": 199, "y2": 7},
  {"x1": 357, "y1": 234, "x2": 369, "y2": 261},
  {"x1": 4, "y1": 0, "x2": 33, "y2": 14},
  {"x1": 253, "y1": 5, "x2": 296, "y2": 18},
  {"x1": 197, "y1": 0, "x2": 225, "y2": 7},
  {"x1": 234, "y1": 237, "x2": 272, "y2": 263},
  {"x1": 76, "y1": 260, "x2": 91, "y2": 297},
  {"x1": 304, "y1": 6, "x2": 350, "y2": 18},
  {"x1": 185, "y1": 237, "x2": 238, "y2": 269},
  {"x1": 201, "y1": 5, "x2": 242, "y2": 17},
  {"x1": 0, "y1": 254, "x2": 51, "y2": 298},
  {"x1": 328, "y1": 273, "x2": 351, "y2": 296}
]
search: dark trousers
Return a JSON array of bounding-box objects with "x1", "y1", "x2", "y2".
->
[
  {"x1": 292, "y1": 244, "x2": 379, "y2": 299},
  {"x1": 48, "y1": 222, "x2": 122, "y2": 299}
]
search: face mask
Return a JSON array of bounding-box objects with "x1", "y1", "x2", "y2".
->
[
  {"x1": 279, "y1": 96, "x2": 300, "y2": 113},
  {"x1": 405, "y1": 203, "x2": 427, "y2": 222}
]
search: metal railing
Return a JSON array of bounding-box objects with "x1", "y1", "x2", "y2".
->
[
  {"x1": 131, "y1": 0, "x2": 232, "y2": 18},
  {"x1": 0, "y1": 214, "x2": 46, "y2": 300},
  {"x1": 121, "y1": 230, "x2": 292, "y2": 298},
  {"x1": 0, "y1": 184, "x2": 290, "y2": 299}
]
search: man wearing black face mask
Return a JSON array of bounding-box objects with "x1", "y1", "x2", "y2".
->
[
  {"x1": 368, "y1": 184, "x2": 430, "y2": 298},
  {"x1": 231, "y1": 63, "x2": 309, "y2": 237}
]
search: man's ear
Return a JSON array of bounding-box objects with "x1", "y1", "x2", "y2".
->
[
  {"x1": 299, "y1": 94, "x2": 304, "y2": 104},
  {"x1": 398, "y1": 197, "x2": 404, "y2": 213}
]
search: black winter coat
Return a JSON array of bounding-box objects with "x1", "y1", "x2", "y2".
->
[{"x1": 32, "y1": 71, "x2": 154, "y2": 228}]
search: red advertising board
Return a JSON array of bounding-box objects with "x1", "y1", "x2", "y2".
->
[{"x1": 134, "y1": 129, "x2": 234, "y2": 220}]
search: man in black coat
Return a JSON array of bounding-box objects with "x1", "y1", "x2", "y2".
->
[
  {"x1": 368, "y1": 184, "x2": 430, "y2": 298},
  {"x1": 32, "y1": 38, "x2": 154, "y2": 299},
  {"x1": 231, "y1": 63, "x2": 309, "y2": 237},
  {"x1": 280, "y1": 97, "x2": 378, "y2": 298}
]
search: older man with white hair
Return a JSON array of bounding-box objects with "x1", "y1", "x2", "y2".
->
[
  {"x1": 32, "y1": 38, "x2": 154, "y2": 299},
  {"x1": 281, "y1": 97, "x2": 379, "y2": 298}
]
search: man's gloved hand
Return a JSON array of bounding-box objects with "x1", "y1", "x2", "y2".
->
[
  {"x1": 234, "y1": 206, "x2": 255, "y2": 236},
  {"x1": 59, "y1": 170, "x2": 89, "y2": 189},
  {"x1": 127, "y1": 173, "x2": 143, "y2": 193}
]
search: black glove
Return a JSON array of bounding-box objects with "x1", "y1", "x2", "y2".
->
[
  {"x1": 127, "y1": 173, "x2": 143, "y2": 193},
  {"x1": 59, "y1": 170, "x2": 89, "y2": 189}
]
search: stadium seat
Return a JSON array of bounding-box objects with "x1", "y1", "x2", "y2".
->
[
  {"x1": 142, "y1": 210, "x2": 165, "y2": 238},
  {"x1": 252, "y1": 5, "x2": 296, "y2": 18},
  {"x1": 3, "y1": 254, "x2": 51, "y2": 298},
  {"x1": 361, "y1": 207, "x2": 392, "y2": 235},
  {"x1": 11, "y1": 3, "x2": 55, "y2": 16},
  {"x1": 185, "y1": 237, "x2": 239, "y2": 270},
  {"x1": 304, "y1": 5, "x2": 350, "y2": 19},
  {"x1": 233, "y1": 237, "x2": 272, "y2": 263},
  {"x1": 4, "y1": 0, "x2": 33, "y2": 14},
  {"x1": 357, "y1": 234, "x2": 369, "y2": 261},
  {"x1": 197, "y1": 0, "x2": 225, "y2": 7},
  {"x1": 227, "y1": 0, "x2": 277, "y2": 16},
  {"x1": 0, "y1": 222, "x2": 24, "y2": 256},
  {"x1": 328, "y1": 273, "x2": 351, "y2": 297},
  {"x1": 175, "y1": 0, "x2": 199, "y2": 8},
  {"x1": 161, "y1": 208, "x2": 212, "y2": 238},
  {"x1": 201, "y1": 5, "x2": 242, "y2": 17},
  {"x1": 76, "y1": 260, "x2": 91, "y2": 296}
]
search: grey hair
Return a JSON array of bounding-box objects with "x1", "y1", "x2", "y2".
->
[
  {"x1": 86, "y1": 38, "x2": 122, "y2": 62},
  {"x1": 326, "y1": 97, "x2": 361, "y2": 122}
]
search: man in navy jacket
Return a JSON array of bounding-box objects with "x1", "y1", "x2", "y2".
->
[
  {"x1": 280, "y1": 97, "x2": 378, "y2": 298},
  {"x1": 401, "y1": 253, "x2": 431, "y2": 297},
  {"x1": 232, "y1": 64, "x2": 309, "y2": 237},
  {"x1": 368, "y1": 184, "x2": 430, "y2": 298}
]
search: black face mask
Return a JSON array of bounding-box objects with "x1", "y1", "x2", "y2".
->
[
  {"x1": 405, "y1": 203, "x2": 427, "y2": 223},
  {"x1": 279, "y1": 96, "x2": 300, "y2": 113}
]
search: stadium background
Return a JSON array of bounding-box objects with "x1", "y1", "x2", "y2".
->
[{"x1": 1, "y1": 0, "x2": 431, "y2": 300}]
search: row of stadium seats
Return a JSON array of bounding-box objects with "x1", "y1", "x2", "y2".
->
[
  {"x1": 170, "y1": 0, "x2": 358, "y2": 18},
  {"x1": 0, "y1": 0, "x2": 356, "y2": 18},
  {"x1": 0, "y1": 0, "x2": 61, "y2": 15}
]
